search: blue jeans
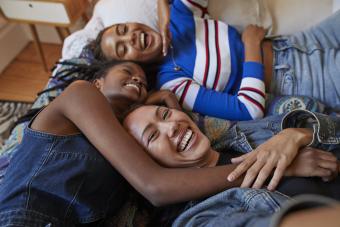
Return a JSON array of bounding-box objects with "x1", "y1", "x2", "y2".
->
[
  {"x1": 270, "y1": 10, "x2": 340, "y2": 109},
  {"x1": 173, "y1": 188, "x2": 289, "y2": 227}
]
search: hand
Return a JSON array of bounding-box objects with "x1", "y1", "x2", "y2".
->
[
  {"x1": 242, "y1": 25, "x2": 266, "y2": 45},
  {"x1": 146, "y1": 90, "x2": 181, "y2": 110},
  {"x1": 227, "y1": 128, "x2": 313, "y2": 191},
  {"x1": 158, "y1": 0, "x2": 172, "y2": 56},
  {"x1": 286, "y1": 147, "x2": 338, "y2": 181}
]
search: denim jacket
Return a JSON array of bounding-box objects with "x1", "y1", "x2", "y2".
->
[{"x1": 173, "y1": 188, "x2": 289, "y2": 227}]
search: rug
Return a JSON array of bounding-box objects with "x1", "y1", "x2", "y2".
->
[{"x1": 0, "y1": 101, "x2": 32, "y2": 146}]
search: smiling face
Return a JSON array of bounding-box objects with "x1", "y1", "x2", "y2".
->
[
  {"x1": 101, "y1": 23, "x2": 163, "y2": 63},
  {"x1": 123, "y1": 105, "x2": 216, "y2": 168},
  {"x1": 94, "y1": 62, "x2": 148, "y2": 105}
]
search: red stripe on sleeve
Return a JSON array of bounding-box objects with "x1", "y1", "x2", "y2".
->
[
  {"x1": 239, "y1": 87, "x2": 265, "y2": 98},
  {"x1": 202, "y1": 20, "x2": 210, "y2": 87},
  {"x1": 238, "y1": 93, "x2": 265, "y2": 113},
  {"x1": 213, "y1": 21, "x2": 221, "y2": 90},
  {"x1": 179, "y1": 81, "x2": 192, "y2": 105}
]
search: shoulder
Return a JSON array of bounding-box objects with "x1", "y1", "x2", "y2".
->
[{"x1": 62, "y1": 80, "x2": 96, "y2": 95}]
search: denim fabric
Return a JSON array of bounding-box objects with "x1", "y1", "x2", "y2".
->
[
  {"x1": 0, "y1": 209, "x2": 75, "y2": 227},
  {"x1": 173, "y1": 188, "x2": 289, "y2": 227},
  {"x1": 0, "y1": 121, "x2": 127, "y2": 225},
  {"x1": 270, "y1": 10, "x2": 340, "y2": 109},
  {"x1": 281, "y1": 109, "x2": 340, "y2": 149},
  {"x1": 219, "y1": 114, "x2": 283, "y2": 153},
  {"x1": 224, "y1": 110, "x2": 340, "y2": 155}
]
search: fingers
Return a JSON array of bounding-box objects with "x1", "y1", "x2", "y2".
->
[
  {"x1": 317, "y1": 159, "x2": 338, "y2": 173},
  {"x1": 231, "y1": 153, "x2": 250, "y2": 164},
  {"x1": 227, "y1": 154, "x2": 256, "y2": 182},
  {"x1": 164, "y1": 96, "x2": 181, "y2": 110},
  {"x1": 162, "y1": 33, "x2": 168, "y2": 56},
  {"x1": 312, "y1": 167, "x2": 332, "y2": 178},
  {"x1": 312, "y1": 149, "x2": 338, "y2": 173},
  {"x1": 267, "y1": 158, "x2": 288, "y2": 191},
  {"x1": 240, "y1": 160, "x2": 266, "y2": 188},
  {"x1": 252, "y1": 161, "x2": 275, "y2": 189},
  {"x1": 161, "y1": 28, "x2": 171, "y2": 56}
]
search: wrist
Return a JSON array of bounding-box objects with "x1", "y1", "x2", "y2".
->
[
  {"x1": 244, "y1": 39, "x2": 262, "y2": 47},
  {"x1": 281, "y1": 128, "x2": 313, "y2": 147}
]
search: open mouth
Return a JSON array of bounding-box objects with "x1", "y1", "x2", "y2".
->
[
  {"x1": 178, "y1": 128, "x2": 195, "y2": 152},
  {"x1": 125, "y1": 82, "x2": 141, "y2": 96},
  {"x1": 140, "y1": 32, "x2": 149, "y2": 50}
]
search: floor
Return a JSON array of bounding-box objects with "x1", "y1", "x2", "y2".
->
[{"x1": 0, "y1": 42, "x2": 62, "y2": 103}]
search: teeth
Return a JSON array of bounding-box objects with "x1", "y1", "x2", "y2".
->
[
  {"x1": 179, "y1": 129, "x2": 193, "y2": 151},
  {"x1": 140, "y1": 32, "x2": 145, "y2": 49},
  {"x1": 125, "y1": 83, "x2": 140, "y2": 93}
]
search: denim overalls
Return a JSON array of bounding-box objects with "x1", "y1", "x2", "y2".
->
[{"x1": 0, "y1": 113, "x2": 127, "y2": 226}]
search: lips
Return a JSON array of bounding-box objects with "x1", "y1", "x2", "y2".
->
[
  {"x1": 178, "y1": 128, "x2": 195, "y2": 152},
  {"x1": 124, "y1": 81, "x2": 143, "y2": 96}
]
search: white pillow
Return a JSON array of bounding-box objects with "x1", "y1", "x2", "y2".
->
[
  {"x1": 94, "y1": 0, "x2": 158, "y2": 31},
  {"x1": 208, "y1": 0, "x2": 273, "y2": 34}
]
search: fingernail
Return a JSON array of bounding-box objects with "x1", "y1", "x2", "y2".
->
[{"x1": 227, "y1": 176, "x2": 233, "y2": 181}]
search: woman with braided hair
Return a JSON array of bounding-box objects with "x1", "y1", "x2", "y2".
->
[{"x1": 0, "y1": 59, "x2": 256, "y2": 226}]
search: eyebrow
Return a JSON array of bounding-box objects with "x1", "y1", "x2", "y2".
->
[
  {"x1": 114, "y1": 25, "x2": 120, "y2": 57},
  {"x1": 141, "y1": 106, "x2": 162, "y2": 142}
]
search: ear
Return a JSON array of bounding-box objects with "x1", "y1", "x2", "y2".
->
[{"x1": 93, "y1": 79, "x2": 103, "y2": 90}]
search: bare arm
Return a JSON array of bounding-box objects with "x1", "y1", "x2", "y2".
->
[
  {"x1": 280, "y1": 206, "x2": 340, "y2": 227},
  {"x1": 52, "y1": 81, "x2": 240, "y2": 206},
  {"x1": 158, "y1": 0, "x2": 171, "y2": 56},
  {"x1": 242, "y1": 25, "x2": 266, "y2": 63}
]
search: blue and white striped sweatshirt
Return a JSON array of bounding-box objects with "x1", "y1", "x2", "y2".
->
[{"x1": 156, "y1": 0, "x2": 265, "y2": 120}]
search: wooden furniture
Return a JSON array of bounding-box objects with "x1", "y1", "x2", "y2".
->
[{"x1": 0, "y1": 0, "x2": 89, "y2": 71}]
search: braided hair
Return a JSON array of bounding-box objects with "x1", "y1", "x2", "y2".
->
[{"x1": 38, "y1": 59, "x2": 148, "y2": 96}]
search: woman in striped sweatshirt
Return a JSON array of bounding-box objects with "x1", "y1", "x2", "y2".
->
[{"x1": 90, "y1": 0, "x2": 340, "y2": 121}]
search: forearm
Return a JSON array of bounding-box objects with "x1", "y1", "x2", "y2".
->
[
  {"x1": 158, "y1": 0, "x2": 170, "y2": 18},
  {"x1": 244, "y1": 40, "x2": 262, "y2": 63},
  {"x1": 149, "y1": 164, "x2": 242, "y2": 206},
  {"x1": 280, "y1": 206, "x2": 340, "y2": 227}
]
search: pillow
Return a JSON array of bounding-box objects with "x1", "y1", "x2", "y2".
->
[
  {"x1": 94, "y1": 0, "x2": 158, "y2": 31},
  {"x1": 208, "y1": 0, "x2": 273, "y2": 34}
]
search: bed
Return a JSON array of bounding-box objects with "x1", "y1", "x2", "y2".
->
[{"x1": 0, "y1": 0, "x2": 339, "y2": 225}]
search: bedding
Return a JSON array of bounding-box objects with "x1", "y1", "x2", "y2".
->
[{"x1": 1, "y1": 0, "x2": 339, "y2": 225}]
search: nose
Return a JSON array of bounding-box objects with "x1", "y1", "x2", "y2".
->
[
  {"x1": 121, "y1": 32, "x2": 136, "y2": 46},
  {"x1": 160, "y1": 121, "x2": 179, "y2": 138}
]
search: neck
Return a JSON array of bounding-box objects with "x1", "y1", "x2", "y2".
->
[
  {"x1": 200, "y1": 149, "x2": 220, "y2": 168},
  {"x1": 109, "y1": 97, "x2": 134, "y2": 119}
]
